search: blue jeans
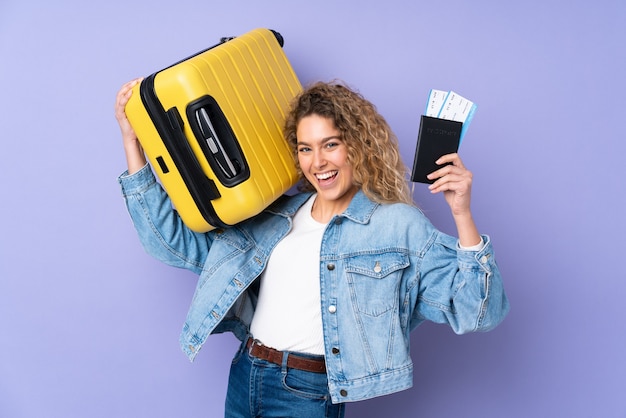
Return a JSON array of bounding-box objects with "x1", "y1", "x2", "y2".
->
[{"x1": 225, "y1": 341, "x2": 345, "y2": 418}]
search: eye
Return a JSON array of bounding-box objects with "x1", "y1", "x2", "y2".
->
[{"x1": 298, "y1": 146, "x2": 311, "y2": 153}]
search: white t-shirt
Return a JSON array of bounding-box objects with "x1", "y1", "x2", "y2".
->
[{"x1": 249, "y1": 194, "x2": 327, "y2": 355}]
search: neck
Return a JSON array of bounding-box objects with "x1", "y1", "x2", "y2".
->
[{"x1": 310, "y1": 189, "x2": 358, "y2": 223}]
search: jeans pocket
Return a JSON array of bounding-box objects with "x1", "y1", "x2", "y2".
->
[{"x1": 281, "y1": 368, "x2": 329, "y2": 400}]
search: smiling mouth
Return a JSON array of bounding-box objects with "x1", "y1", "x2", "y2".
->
[{"x1": 315, "y1": 171, "x2": 338, "y2": 181}]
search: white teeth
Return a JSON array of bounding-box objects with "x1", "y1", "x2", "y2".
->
[{"x1": 316, "y1": 171, "x2": 337, "y2": 180}]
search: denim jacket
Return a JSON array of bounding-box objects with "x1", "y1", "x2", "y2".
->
[{"x1": 118, "y1": 164, "x2": 509, "y2": 403}]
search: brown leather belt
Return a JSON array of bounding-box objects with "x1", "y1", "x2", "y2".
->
[{"x1": 246, "y1": 338, "x2": 326, "y2": 374}]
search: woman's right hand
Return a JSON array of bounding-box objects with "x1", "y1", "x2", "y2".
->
[
  {"x1": 115, "y1": 78, "x2": 147, "y2": 173},
  {"x1": 115, "y1": 78, "x2": 142, "y2": 144}
]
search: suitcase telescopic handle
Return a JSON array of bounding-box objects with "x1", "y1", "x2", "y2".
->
[
  {"x1": 195, "y1": 108, "x2": 239, "y2": 178},
  {"x1": 187, "y1": 96, "x2": 250, "y2": 188}
]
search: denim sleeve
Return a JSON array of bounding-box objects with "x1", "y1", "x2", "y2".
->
[
  {"x1": 412, "y1": 233, "x2": 510, "y2": 334},
  {"x1": 118, "y1": 164, "x2": 209, "y2": 274}
]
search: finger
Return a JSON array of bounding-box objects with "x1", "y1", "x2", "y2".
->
[
  {"x1": 118, "y1": 88, "x2": 133, "y2": 108},
  {"x1": 116, "y1": 78, "x2": 142, "y2": 103},
  {"x1": 429, "y1": 169, "x2": 472, "y2": 192},
  {"x1": 427, "y1": 163, "x2": 463, "y2": 182},
  {"x1": 121, "y1": 78, "x2": 142, "y2": 90},
  {"x1": 117, "y1": 82, "x2": 135, "y2": 104},
  {"x1": 429, "y1": 174, "x2": 461, "y2": 193},
  {"x1": 115, "y1": 80, "x2": 142, "y2": 119},
  {"x1": 436, "y1": 153, "x2": 465, "y2": 169}
]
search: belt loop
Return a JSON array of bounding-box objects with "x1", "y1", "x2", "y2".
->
[
  {"x1": 281, "y1": 350, "x2": 289, "y2": 374},
  {"x1": 246, "y1": 337, "x2": 258, "y2": 357}
]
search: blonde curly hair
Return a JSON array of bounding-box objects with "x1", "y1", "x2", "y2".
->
[{"x1": 284, "y1": 81, "x2": 413, "y2": 205}]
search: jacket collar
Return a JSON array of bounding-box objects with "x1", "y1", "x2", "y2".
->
[{"x1": 268, "y1": 189, "x2": 379, "y2": 225}]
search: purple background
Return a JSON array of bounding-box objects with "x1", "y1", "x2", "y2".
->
[{"x1": 1, "y1": 0, "x2": 625, "y2": 417}]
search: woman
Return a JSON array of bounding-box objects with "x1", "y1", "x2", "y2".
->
[{"x1": 115, "y1": 79, "x2": 509, "y2": 418}]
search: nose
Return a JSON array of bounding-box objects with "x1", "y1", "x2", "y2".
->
[{"x1": 312, "y1": 148, "x2": 326, "y2": 169}]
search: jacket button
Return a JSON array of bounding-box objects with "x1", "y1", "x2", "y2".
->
[
  {"x1": 327, "y1": 263, "x2": 335, "y2": 271},
  {"x1": 340, "y1": 389, "x2": 348, "y2": 397},
  {"x1": 334, "y1": 218, "x2": 343, "y2": 225},
  {"x1": 332, "y1": 347, "x2": 340, "y2": 355},
  {"x1": 328, "y1": 305, "x2": 337, "y2": 314}
]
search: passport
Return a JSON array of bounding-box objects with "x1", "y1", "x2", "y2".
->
[{"x1": 410, "y1": 115, "x2": 462, "y2": 184}]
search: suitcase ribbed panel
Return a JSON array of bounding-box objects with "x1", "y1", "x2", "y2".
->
[{"x1": 125, "y1": 28, "x2": 301, "y2": 232}]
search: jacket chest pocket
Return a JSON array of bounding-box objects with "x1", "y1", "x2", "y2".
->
[{"x1": 344, "y1": 252, "x2": 409, "y2": 317}]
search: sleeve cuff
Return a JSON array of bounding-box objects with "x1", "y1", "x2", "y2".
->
[
  {"x1": 458, "y1": 236, "x2": 485, "y2": 252},
  {"x1": 117, "y1": 163, "x2": 156, "y2": 196}
]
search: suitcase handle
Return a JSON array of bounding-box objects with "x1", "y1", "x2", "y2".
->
[
  {"x1": 164, "y1": 30, "x2": 284, "y2": 72},
  {"x1": 187, "y1": 96, "x2": 250, "y2": 187},
  {"x1": 164, "y1": 106, "x2": 223, "y2": 201},
  {"x1": 221, "y1": 30, "x2": 283, "y2": 47}
]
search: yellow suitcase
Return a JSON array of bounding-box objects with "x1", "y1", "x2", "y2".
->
[{"x1": 125, "y1": 28, "x2": 301, "y2": 232}]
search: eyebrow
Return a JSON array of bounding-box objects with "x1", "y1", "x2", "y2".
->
[{"x1": 297, "y1": 135, "x2": 342, "y2": 146}]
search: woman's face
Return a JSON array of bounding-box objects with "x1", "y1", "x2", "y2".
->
[{"x1": 296, "y1": 114, "x2": 358, "y2": 214}]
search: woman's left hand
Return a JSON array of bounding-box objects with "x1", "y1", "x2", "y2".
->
[{"x1": 427, "y1": 153, "x2": 473, "y2": 217}]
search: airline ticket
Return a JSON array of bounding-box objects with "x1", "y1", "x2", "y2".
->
[{"x1": 424, "y1": 89, "x2": 477, "y2": 143}]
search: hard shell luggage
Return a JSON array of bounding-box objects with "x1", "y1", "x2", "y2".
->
[{"x1": 125, "y1": 28, "x2": 301, "y2": 232}]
